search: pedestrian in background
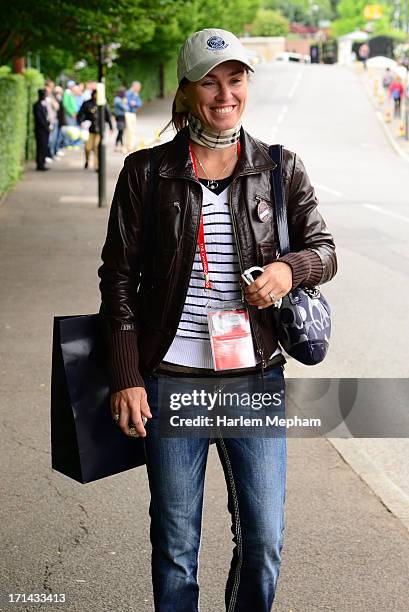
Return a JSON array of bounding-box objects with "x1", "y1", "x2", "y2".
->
[
  {"x1": 62, "y1": 80, "x2": 77, "y2": 126},
  {"x1": 78, "y1": 89, "x2": 113, "y2": 171},
  {"x1": 73, "y1": 83, "x2": 85, "y2": 112},
  {"x1": 83, "y1": 81, "x2": 98, "y2": 102},
  {"x1": 98, "y1": 27, "x2": 337, "y2": 611},
  {"x1": 52, "y1": 85, "x2": 66, "y2": 158},
  {"x1": 382, "y1": 67, "x2": 393, "y2": 92},
  {"x1": 33, "y1": 88, "x2": 50, "y2": 171},
  {"x1": 62, "y1": 80, "x2": 80, "y2": 147},
  {"x1": 124, "y1": 80, "x2": 142, "y2": 152},
  {"x1": 113, "y1": 87, "x2": 129, "y2": 152},
  {"x1": 44, "y1": 79, "x2": 59, "y2": 162},
  {"x1": 358, "y1": 43, "x2": 369, "y2": 70},
  {"x1": 388, "y1": 75, "x2": 404, "y2": 118}
]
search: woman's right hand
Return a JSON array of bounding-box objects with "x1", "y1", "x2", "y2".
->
[{"x1": 111, "y1": 386, "x2": 152, "y2": 438}]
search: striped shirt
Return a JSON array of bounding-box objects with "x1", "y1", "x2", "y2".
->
[{"x1": 163, "y1": 180, "x2": 259, "y2": 368}]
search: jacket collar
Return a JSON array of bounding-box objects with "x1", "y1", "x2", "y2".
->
[{"x1": 158, "y1": 126, "x2": 276, "y2": 181}]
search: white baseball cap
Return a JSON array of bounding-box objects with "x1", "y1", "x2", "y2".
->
[{"x1": 177, "y1": 28, "x2": 254, "y2": 83}]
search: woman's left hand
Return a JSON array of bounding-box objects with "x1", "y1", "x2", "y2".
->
[{"x1": 244, "y1": 262, "x2": 292, "y2": 309}]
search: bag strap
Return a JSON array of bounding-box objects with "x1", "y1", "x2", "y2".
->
[{"x1": 268, "y1": 144, "x2": 290, "y2": 256}]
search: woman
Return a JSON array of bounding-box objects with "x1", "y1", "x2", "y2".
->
[
  {"x1": 388, "y1": 75, "x2": 404, "y2": 118},
  {"x1": 98, "y1": 28, "x2": 337, "y2": 611},
  {"x1": 113, "y1": 87, "x2": 129, "y2": 151},
  {"x1": 52, "y1": 85, "x2": 66, "y2": 157}
]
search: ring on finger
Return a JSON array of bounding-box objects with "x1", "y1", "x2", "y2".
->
[
  {"x1": 113, "y1": 412, "x2": 120, "y2": 423},
  {"x1": 268, "y1": 291, "x2": 276, "y2": 303},
  {"x1": 129, "y1": 426, "x2": 139, "y2": 437}
]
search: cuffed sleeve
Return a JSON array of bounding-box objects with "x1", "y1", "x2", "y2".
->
[
  {"x1": 279, "y1": 249, "x2": 323, "y2": 289},
  {"x1": 109, "y1": 329, "x2": 145, "y2": 392}
]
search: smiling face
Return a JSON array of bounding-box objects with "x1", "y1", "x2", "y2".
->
[{"x1": 183, "y1": 60, "x2": 248, "y2": 131}]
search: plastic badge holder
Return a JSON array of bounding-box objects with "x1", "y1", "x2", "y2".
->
[{"x1": 207, "y1": 302, "x2": 257, "y2": 371}]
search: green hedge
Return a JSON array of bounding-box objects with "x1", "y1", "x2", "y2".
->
[
  {"x1": 0, "y1": 73, "x2": 26, "y2": 196},
  {"x1": 163, "y1": 57, "x2": 178, "y2": 96},
  {"x1": 24, "y1": 69, "x2": 45, "y2": 160},
  {"x1": 0, "y1": 68, "x2": 43, "y2": 198}
]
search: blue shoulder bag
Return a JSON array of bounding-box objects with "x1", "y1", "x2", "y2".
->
[{"x1": 269, "y1": 144, "x2": 331, "y2": 365}]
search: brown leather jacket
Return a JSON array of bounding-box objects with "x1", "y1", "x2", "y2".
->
[{"x1": 98, "y1": 127, "x2": 337, "y2": 391}]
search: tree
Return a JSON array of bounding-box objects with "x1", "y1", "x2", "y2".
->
[
  {"x1": 0, "y1": 0, "x2": 156, "y2": 71},
  {"x1": 391, "y1": 0, "x2": 409, "y2": 32},
  {"x1": 261, "y1": 0, "x2": 334, "y2": 26},
  {"x1": 196, "y1": 0, "x2": 262, "y2": 34},
  {"x1": 251, "y1": 9, "x2": 290, "y2": 36},
  {"x1": 1, "y1": 0, "x2": 264, "y2": 71},
  {"x1": 331, "y1": 0, "x2": 393, "y2": 37}
]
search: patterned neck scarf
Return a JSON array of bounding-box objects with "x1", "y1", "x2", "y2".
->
[{"x1": 188, "y1": 113, "x2": 241, "y2": 149}]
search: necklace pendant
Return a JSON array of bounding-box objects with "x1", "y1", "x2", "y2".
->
[{"x1": 208, "y1": 180, "x2": 218, "y2": 190}]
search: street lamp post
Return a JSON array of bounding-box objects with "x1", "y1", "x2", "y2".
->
[{"x1": 97, "y1": 44, "x2": 107, "y2": 208}]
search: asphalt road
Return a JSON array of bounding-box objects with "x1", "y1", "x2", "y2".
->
[
  {"x1": 1, "y1": 62, "x2": 409, "y2": 612},
  {"x1": 245, "y1": 61, "x2": 409, "y2": 533}
]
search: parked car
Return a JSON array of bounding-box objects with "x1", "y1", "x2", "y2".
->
[{"x1": 274, "y1": 51, "x2": 310, "y2": 63}]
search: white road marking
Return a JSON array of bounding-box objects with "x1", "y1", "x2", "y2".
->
[
  {"x1": 363, "y1": 203, "x2": 409, "y2": 223},
  {"x1": 271, "y1": 68, "x2": 304, "y2": 137},
  {"x1": 277, "y1": 105, "x2": 288, "y2": 124},
  {"x1": 288, "y1": 71, "x2": 304, "y2": 99},
  {"x1": 314, "y1": 183, "x2": 344, "y2": 198}
]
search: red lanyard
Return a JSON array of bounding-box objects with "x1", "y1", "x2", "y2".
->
[
  {"x1": 189, "y1": 141, "x2": 241, "y2": 289},
  {"x1": 197, "y1": 211, "x2": 211, "y2": 289}
]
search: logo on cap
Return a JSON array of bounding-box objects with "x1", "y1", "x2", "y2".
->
[{"x1": 206, "y1": 36, "x2": 229, "y2": 51}]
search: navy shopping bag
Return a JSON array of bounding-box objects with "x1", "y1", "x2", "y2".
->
[{"x1": 51, "y1": 314, "x2": 146, "y2": 484}]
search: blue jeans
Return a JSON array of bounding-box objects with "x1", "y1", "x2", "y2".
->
[
  {"x1": 48, "y1": 125, "x2": 58, "y2": 157},
  {"x1": 143, "y1": 367, "x2": 287, "y2": 612},
  {"x1": 51, "y1": 124, "x2": 63, "y2": 156}
]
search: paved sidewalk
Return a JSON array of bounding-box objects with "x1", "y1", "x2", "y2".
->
[
  {"x1": 1, "y1": 96, "x2": 409, "y2": 611},
  {"x1": 358, "y1": 63, "x2": 409, "y2": 161}
]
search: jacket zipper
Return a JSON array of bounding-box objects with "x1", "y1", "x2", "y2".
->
[{"x1": 228, "y1": 176, "x2": 266, "y2": 376}]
